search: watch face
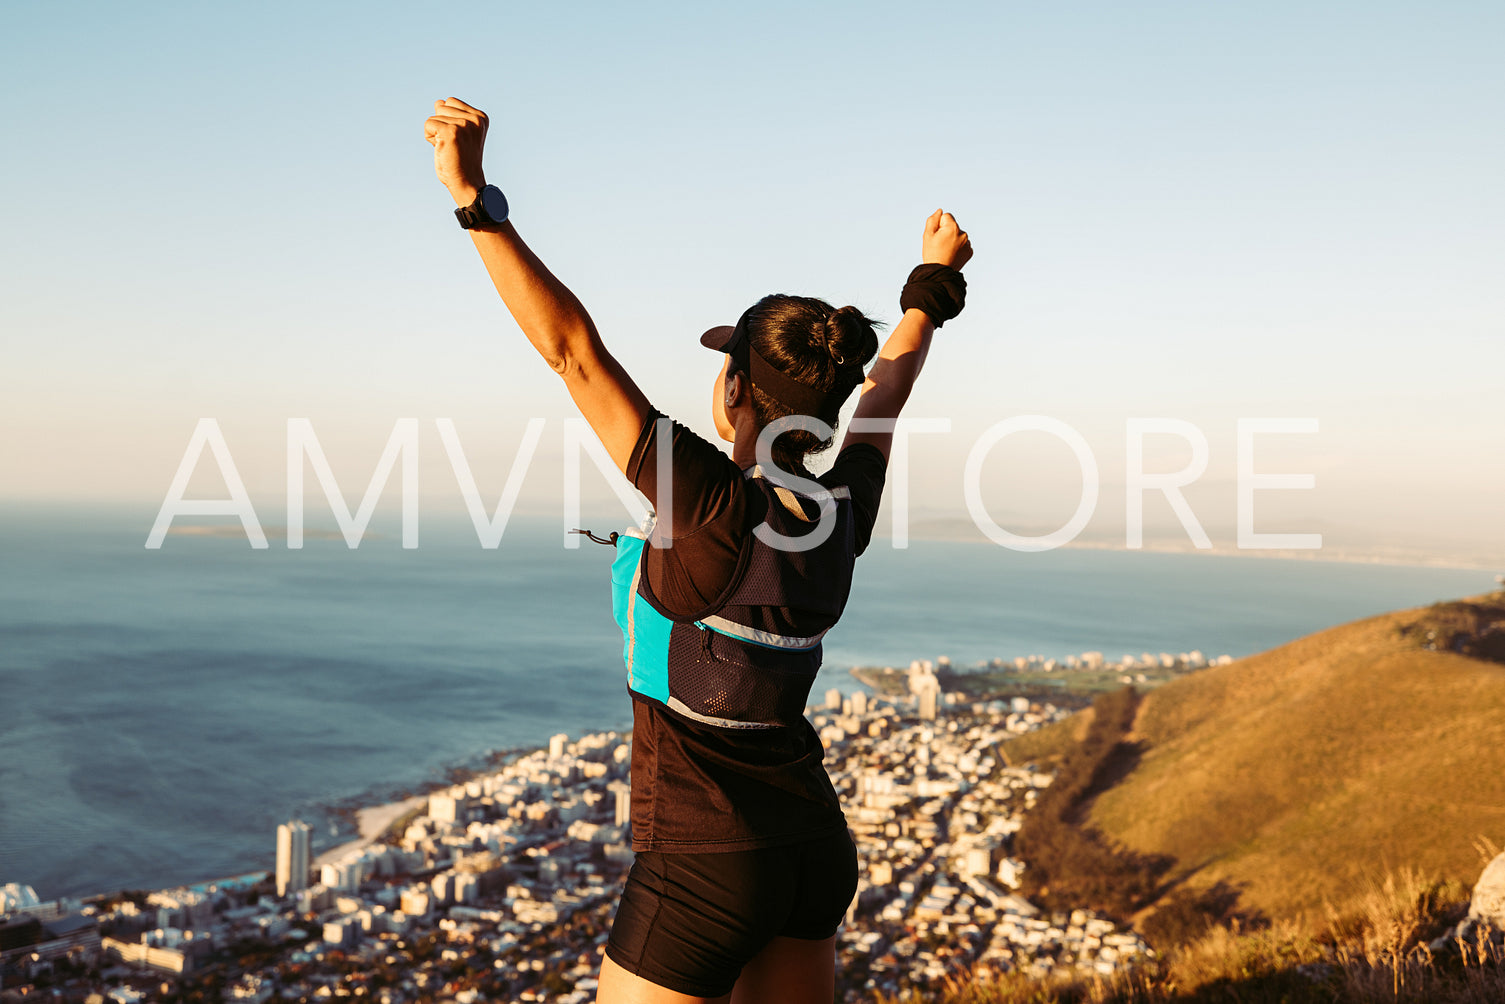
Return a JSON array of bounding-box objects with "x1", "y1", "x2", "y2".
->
[{"x1": 480, "y1": 186, "x2": 509, "y2": 223}]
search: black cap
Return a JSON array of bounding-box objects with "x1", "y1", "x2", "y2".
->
[
  {"x1": 700, "y1": 308, "x2": 841, "y2": 422},
  {"x1": 699, "y1": 323, "x2": 740, "y2": 354}
]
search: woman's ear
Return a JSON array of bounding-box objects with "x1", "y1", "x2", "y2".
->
[{"x1": 712, "y1": 359, "x2": 739, "y2": 443}]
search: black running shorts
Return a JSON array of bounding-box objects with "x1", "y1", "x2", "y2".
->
[{"x1": 604, "y1": 828, "x2": 860, "y2": 997}]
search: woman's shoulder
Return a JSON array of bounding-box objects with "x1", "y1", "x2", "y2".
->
[
  {"x1": 626, "y1": 410, "x2": 742, "y2": 489},
  {"x1": 818, "y1": 441, "x2": 888, "y2": 487},
  {"x1": 629, "y1": 410, "x2": 761, "y2": 621},
  {"x1": 817, "y1": 442, "x2": 886, "y2": 510},
  {"x1": 817, "y1": 443, "x2": 888, "y2": 557}
]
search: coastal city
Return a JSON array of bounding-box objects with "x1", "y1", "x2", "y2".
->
[{"x1": 1, "y1": 649, "x2": 1226, "y2": 1003}]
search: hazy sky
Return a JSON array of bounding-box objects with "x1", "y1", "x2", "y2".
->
[{"x1": 2, "y1": 2, "x2": 1501, "y2": 565}]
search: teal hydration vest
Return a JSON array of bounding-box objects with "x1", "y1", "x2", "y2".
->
[{"x1": 609, "y1": 468, "x2": 856, "y2": 731}]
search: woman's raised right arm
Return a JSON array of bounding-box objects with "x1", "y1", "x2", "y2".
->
[
  {"x1": 840, "y1": 210, "x2": 973, "y2": 462},
  {"x1": 425, "y1": 97, "x2": 650, "y2": 475}
]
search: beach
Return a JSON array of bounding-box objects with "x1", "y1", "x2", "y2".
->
[{"x1": 313, "y1": 795, "x2": 428, "y2": 868}]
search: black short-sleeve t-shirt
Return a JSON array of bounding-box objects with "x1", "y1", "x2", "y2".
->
[
  {"x1": 617, "y1": 409, "x2": 888, "y2": 851},
  {"x1": 626, "y1": 410, "x2": 887, "y2": 621}
]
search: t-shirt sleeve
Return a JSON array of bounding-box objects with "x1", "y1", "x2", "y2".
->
[
  {"x1": 820, "y1": 442, "x2": 888, "y2": 557},
  {"x1": 626, "y1": 410, "x2": 758, "y2": 621}
]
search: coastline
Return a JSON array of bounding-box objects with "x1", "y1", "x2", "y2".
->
[
  {"x1": 301, "y1": 744, "x2": 541, "y2": 876},
  {"x1": 312, "y1": 795, "x2": 428, "y2": 868},
  {"x1": 64, "y1": 755, "x2": 533, "y2": 905}
]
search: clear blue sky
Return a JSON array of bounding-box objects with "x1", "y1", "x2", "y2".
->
[{"x1": 2, "y1": 2, "x2": 1501, "y2": 564}]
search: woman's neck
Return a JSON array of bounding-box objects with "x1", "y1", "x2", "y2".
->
[{"x1": 729, "y1": 413, "x2": 812, "y2": 477}]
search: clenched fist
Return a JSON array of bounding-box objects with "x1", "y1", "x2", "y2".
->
[
  {"x1": 922, "y1": 209, "x2": 972, "y2": 270},
  {"x1": 424, "y1": 97, "x2": 489, "y2": 206}
]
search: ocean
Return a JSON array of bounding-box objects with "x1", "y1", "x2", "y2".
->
[{"x1": 0, "y1": 506, "x2": 1492, "y2": 900}]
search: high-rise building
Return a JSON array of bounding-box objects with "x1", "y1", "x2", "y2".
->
[
  {"x1": 276, "y1": 820, "x2": 311, "y2": 898},
  {"x1": 431, "y1": 872, "x2": 453, "y2": 905},
  {"x1": 918, "y1": 685, "x2": 939, "y2": 721},
  {"x1": 612, "y1": 783, "x2": 632, "y2": 828},
  {"x1": 549, "y1": 733, "x2": 568, "y2": 759},
  {"x1": 453, "y1": 873, "x2": 479, "y2": 905},
  {"x1": 850, "y1": 690, "x2": 868, "y2": 716},
  {"x1": 825, "y1": 688, "x2": 842, "y2": 711}
]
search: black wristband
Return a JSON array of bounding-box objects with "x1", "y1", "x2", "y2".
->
[{"x1": 899, "y1": 263, "x2": 967, "y2": 328}]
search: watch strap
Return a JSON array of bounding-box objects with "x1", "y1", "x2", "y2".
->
[{"x1": 454, "y1": 198, "x2": 485, "y2": 230}]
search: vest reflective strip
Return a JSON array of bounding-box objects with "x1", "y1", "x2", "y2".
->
[
  {"x1": 666, "y1": 696, "x2": 780, "y2": 730},
  {"x1": 626, "y1": 559, "x2": 641, "y2": 674},
  {"x1": 742, "y1": 466, "x2": 851, "y2": 520},
  {"x1": 696, "y1": 614, "x2": 828, "y2": 651},
  {"x1": 612, "y1": 529, "x2": 670, "y2": 705}
]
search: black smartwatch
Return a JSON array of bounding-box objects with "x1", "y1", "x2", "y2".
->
[{"x1": 455, "y1": 185, "x2": 509, "y2": 229}]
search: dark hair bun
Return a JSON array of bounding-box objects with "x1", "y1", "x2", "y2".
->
[
  {"x1": 739, "y1": 293, "x2": 887, "y2": 469},
  {"x1": 823, "y1": 305, "x2": 880, "y2": 373}
]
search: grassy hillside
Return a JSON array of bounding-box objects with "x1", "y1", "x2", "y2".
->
[
  {"x1": 1001, "y1": 705, "x2": 1092, "y2": 765},
  {"x1": 909, "y1": 595, "x2": 1505, "y2": 1002},
  {"x1": 1085, "y1": 593, "x2": 1505, "y2": 923},
  {"x1": 906, "y1": 865, "x2": 1501, "y2": 1003}
]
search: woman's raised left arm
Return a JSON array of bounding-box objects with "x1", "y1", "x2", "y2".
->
[{"x1": 425, "y1": 97, "x2": 650, "y2": 474}]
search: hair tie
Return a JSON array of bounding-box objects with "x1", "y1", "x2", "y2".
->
[{"x1": 824, "y1": 313, "x2": 849, "y2": 365}]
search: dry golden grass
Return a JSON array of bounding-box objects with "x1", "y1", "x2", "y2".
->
[
  {"x1": 1085, "y1": 594, "x2": 1505, "y2": 921},
  {"x1": 879, "y1": 595, "x2": 1505, "y2": 1003},
  {"x1": 878, "y1": 864, "x2": 1504, "y2": 1003},
  {"x1": 1001, "y1": 705, "x2": 1094, "y2": 767}
]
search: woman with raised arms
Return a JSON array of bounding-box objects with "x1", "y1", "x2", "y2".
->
[{"x1": 425, "y1": 96, "x2": 972, "y2": 1004}]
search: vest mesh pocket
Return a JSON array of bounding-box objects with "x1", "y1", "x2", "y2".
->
[{"x1": 666, "y1": 624, "x2": 820, "y2": 726}]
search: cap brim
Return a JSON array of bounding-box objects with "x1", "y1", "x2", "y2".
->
[{"x1": 700, "y1": 325, "x2": 736, "y2": 352}]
